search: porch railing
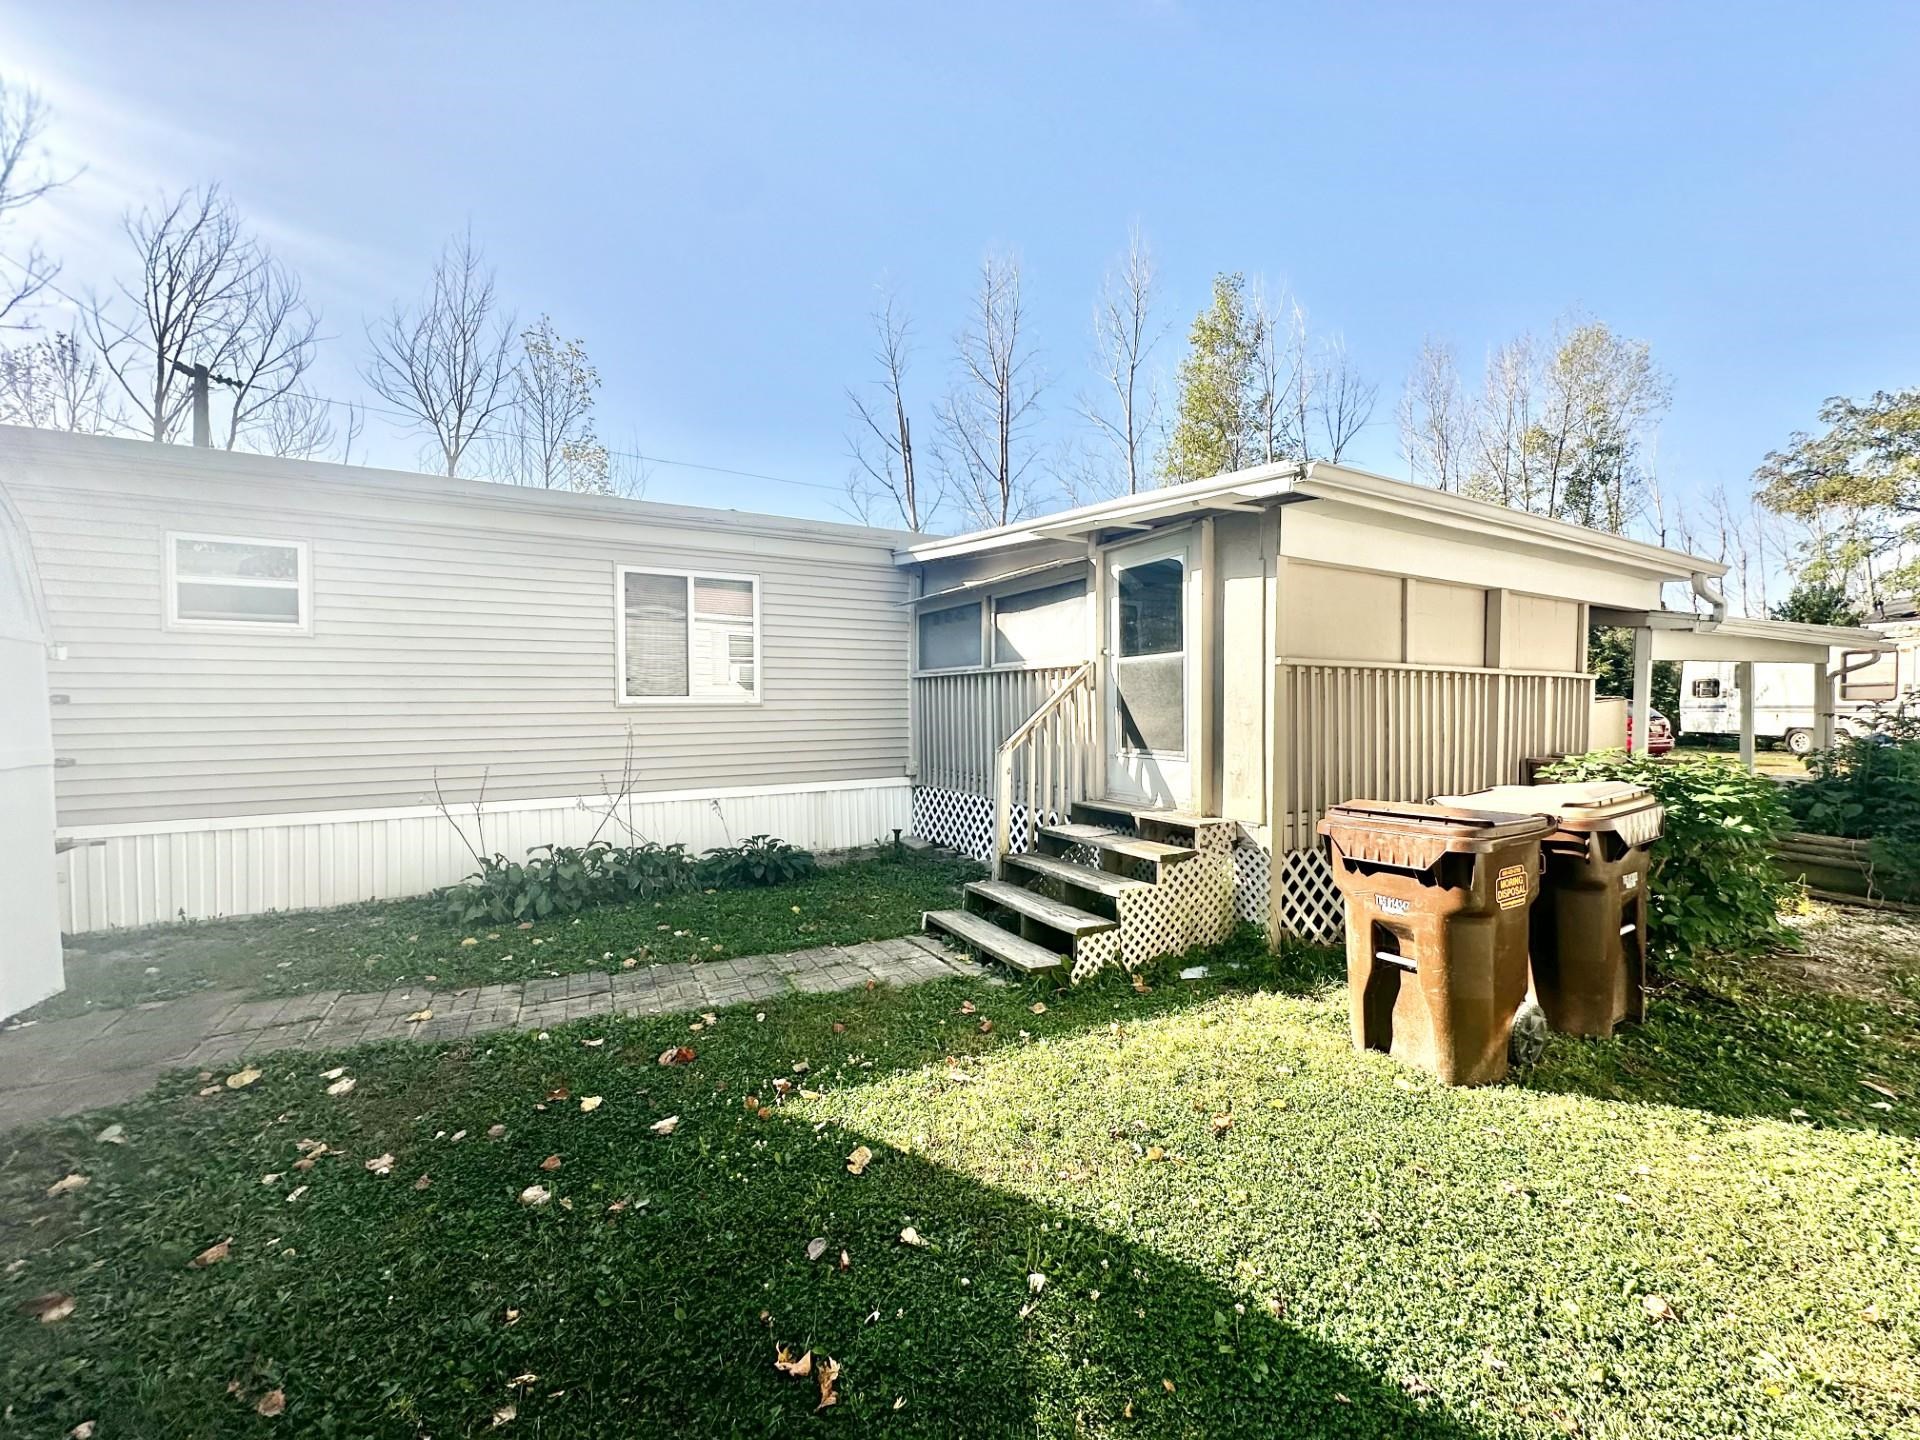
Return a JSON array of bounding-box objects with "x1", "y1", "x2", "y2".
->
[
  {"x1": 913, "y1": 665, "x2": 1087, "y2": 797},
  {"x1": 1273, "y1": 659, "x2": 1595, "y2": 851},
  {"x1": 993, "y1": 661, "x2": 1097, "y2": 874}
]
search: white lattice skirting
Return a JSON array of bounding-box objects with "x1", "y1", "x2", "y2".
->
[
  {"x1": 59, "y1": 777, "x2": 915, "y2": 933},
  {"x1": 1277, "y1": 846, "x2": 1345, "y2": 943}
]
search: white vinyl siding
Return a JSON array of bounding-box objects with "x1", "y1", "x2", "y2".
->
[
  {"x1": 167, "y1": 532, "x2": 309, "y2": 633},
  {"x1": 7, "y1": 432, "x2": 911, "y2": 826},
  {"x1": 616, "y1": 568, "x2": 760, "y2": 704}
]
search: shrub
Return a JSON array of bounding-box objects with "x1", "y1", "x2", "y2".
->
[
  {"x1": 1786, "y1": 718, "x2": 1920, "y2": 900},
  {"x1": 1542, "y1": 750, "x2": 1792, "y2": 963},
  {"x1": 443, "y1": 835, "x2": 813, "y2": 923},
  {"x1": 695, "y1": 834, "x2": 818, "y2": 888}
]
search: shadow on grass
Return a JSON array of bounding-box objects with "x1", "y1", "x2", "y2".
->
[{"x1": 0, "y1": 937, "x2": 1494, "y2": 1438}]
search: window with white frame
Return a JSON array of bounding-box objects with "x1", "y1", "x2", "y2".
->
[
  {"x1": 618, "y1": 567, "x2": 759, "y2": 703},
  {"x1": 916, "y1": 600, "x2": 982, "y2": 671},
  {"x1": 167, "y1": 532, "x2": 309, "y2": 631}
]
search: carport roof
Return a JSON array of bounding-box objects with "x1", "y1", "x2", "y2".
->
[{"x1": 1589, "y1": 609, "x2": 1895, "y2": 663}]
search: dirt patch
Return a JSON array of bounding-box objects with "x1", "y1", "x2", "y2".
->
[{"x1": 1772, "y1": 901, "x2": 1920, "y2": 1011}]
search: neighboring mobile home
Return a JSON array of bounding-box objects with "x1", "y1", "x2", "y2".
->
[{"x1": 0, "y1": 426, "x2": 917, "y2": 933}]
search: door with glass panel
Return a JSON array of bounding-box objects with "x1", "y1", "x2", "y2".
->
[{"x1": 1103, "y1": 530, "x2": 1193, "y2": 807}]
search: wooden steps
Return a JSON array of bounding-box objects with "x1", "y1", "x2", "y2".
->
[
  {"x1": 922, "y1": 908, "x2": 1065, "y2": 975},
  {"x1": 1038, "y1": 823, "x2": 1195, "y2": 867},
  {"x1": 966, "y1": 879, "x2": 1117, "y2": 937},
  {"x1": 1002, "y1": 851, "x2": 1148, "y2": 900}
]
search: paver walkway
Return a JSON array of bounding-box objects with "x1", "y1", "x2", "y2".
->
[{"x1": 0, "y1": 935, "x2": 984, "y2": 1132}]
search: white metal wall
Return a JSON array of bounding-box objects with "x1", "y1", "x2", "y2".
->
[
  {"x1": 0, "y1": 483, "x2": 61, "y2": 1015},
  {"x1": 58, "y1": 777, "x2": 913, "y2": 932}
]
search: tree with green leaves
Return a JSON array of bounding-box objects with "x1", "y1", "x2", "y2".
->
[
  {"x1": 1754, "y1": 389, "x2": 1920, "y2": 607},
  {"x1": 1162, "y1": 272, "x2": 1261, "y2": 483},
  {"x1": 1769, "y1": 579, "x2": 1863, "y2": 627}
]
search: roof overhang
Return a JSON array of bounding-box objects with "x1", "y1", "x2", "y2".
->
[
  {"x1": 896, "y1": 460, "x2": 1724, "y2": 587},
  {"x1": 1590, "y1": 608, "x2": 1896, "y2": 664}
]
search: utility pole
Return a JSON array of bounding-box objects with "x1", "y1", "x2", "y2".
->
[{"x1": 169, "y1": 359, "x2": 241, "y2": 447}]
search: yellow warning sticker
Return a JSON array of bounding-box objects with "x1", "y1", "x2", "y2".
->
[{"x1": 1495, "y1": 862, "x2": 1529, "y2": 911}]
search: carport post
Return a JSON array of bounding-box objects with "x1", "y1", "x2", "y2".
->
[
  {"x1": 1629, "y1": 625, "x2": 1654, "y2": 753},
  {"x1": 1814, "y1": 661, "x2": 1835, "y2": 752},
  {"x1": 1736, "y1": 659, "x2": 1757, "y2": 772}
]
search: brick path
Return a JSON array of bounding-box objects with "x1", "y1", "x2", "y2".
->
[{"x1": 0, "y1": 935, "x2": 983, "y2": 1132}]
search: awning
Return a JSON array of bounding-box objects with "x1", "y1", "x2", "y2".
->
[{"x1": 1589, "y1": 609, "x2": 1894, "y2": 664}]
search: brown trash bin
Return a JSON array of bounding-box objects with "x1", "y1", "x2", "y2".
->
[
  {"x1": 1434, "y1": 782, "x2": 1663, "y2": 1038},
  {"x1": 1318, "y1": 801, "x2": 1554, "y2": 1086}
]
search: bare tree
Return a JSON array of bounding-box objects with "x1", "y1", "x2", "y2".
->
[
  {"x1": 845, "y1": 284, "x2": 930, "y2": 528},
  {"x1": 489, "y1": 315, "x2": 607, "y2": 491},
  {"x1": 938, "y1": 251, "x2": 1044, "y2": 528},
  {"x1": 0, "y1": 330, "x2": 110, "y2": 431},
  {"x1": 220, "y1": 257, "x2": 321, "y2": 450},
  {"x1": 1080, "y1": 227, "x2": 1165, "y2": 495},
  {"x1": 1249, "y1": 279, "x2": 1304, "y2": 465},
  {"x1": 1398, "y1": 337, "x2": 1472, "y2": 491},
  {"x1": 254, "y1": 389, "x2": 336, "y2": 460},
  {"x1": 84, "y1": 186, "x2": 264, "y2": 441},
  {"x1": 1308, "y1": 334, "x2": 1377, "y2": 462},
  {"x1": 1469, "y1": 332, "x2": 1538, "y2": 509},
  {"x1": 0, "y1": 78, "x2": 72, "y2": 330},
  {"x1": 363, "y1": 230, "x2": 517, "y2": 477}
]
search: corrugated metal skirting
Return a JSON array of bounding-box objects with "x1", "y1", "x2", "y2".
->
[{"x1": 58, "y1": 779, "x2": 913, "y2": 932}]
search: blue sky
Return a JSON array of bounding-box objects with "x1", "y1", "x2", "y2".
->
[{"x1": 3, "y1": 1, "x2": 1917, "y2": 535}]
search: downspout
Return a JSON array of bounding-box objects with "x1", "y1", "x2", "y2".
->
[{"x1": 1690, "y1": 572, "x2": 1727, "y2": 630}]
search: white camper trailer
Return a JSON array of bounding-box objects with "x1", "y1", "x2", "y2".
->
[{"x1": 1679, "y1": 645, "x2": 1911, "y2": 754}]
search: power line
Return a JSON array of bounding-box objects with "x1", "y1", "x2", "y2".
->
[{"x1": 0, "y1": 248, "x2": 845, "y2": 494}]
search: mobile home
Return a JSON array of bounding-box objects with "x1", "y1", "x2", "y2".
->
[{"x1": 1680, "y1": 646, "x2": 1912, "y2": 754}]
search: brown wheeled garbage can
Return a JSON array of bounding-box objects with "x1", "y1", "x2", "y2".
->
[
  {"x1": 1433, "y1": 782, "x2": 1663, "y2": 1038},
  {"x1": 1318, "y1": 801, "x2": 1554, "y2": 1086}
]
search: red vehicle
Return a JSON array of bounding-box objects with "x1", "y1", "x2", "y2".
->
[{"x1": 1627, "y1": 706, "x2": 1674, "y2": 756}]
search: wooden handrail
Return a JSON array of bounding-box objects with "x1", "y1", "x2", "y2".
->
[{"x1": 994, "y1": 661, "x2": 1096, "y2": 877}]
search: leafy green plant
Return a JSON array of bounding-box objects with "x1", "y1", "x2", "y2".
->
[
  {"x1": 1786, "y1": 716, "x2": 1920, "y2": 899},
  {"x1": 695, "y1": 834, "x2": 818, "y2": 888},
  {"x1": 444, "y1": 835, "x2": 814, "y2": 922},
  {"x1": 1543, "y1": 750, "x2": 1792, "y2": 962}
]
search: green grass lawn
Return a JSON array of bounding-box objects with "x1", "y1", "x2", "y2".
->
[
  {"x1": 33, "y1": 851, "x2": 979, "y2": 1019},
  {"x1": 5, "y1": 931, "x2": 1917, "y2": 1438}
]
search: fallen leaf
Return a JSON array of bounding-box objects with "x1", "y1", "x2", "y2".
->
[
  {"x1": 413, "y1": 1174, "x2": 432, "y2": 1191},
  {"x1": 1028, "y1": 1272, "x2": 1047, "y2": 1294},
  {"x1": 460, "y1": 937, "x2": 479, "y2": 946},
  {"x1": 899, "y1": 1226, "x2": 927, "y2": 1247},
  {"x1": 261, "y1": 1172, "x2": 282, "y2": 1185},
  {"x1": 519, "y1": 1185, "x2": 551, "y2": 1206},
  {"x1": 1863, "y1": 1079, "x2": 1899, "y2": 1100},
  {"x1": 649, "y1": 1115, "x2": 680, "y2": 1136},
  {"x1": 540, "y1": 1154, "x2": 562, "y2": 1171},
  {"x1": 657, "y1": 1046, "x2": 696, "y2": 1066},
  {"x1": 292, "y1": 1157, "x2": 316, "y2": 1172},
  {"x1": 509, "y1": 1371, "x2": 538, "y2": 1387},
  {"x1": 775, "y1": 1346, "x2": 813, "y2": 1377},
  {"x1": 45, "y1": 1173, "x2": 89, "y2": 1199},
  {"x1": 806, "y1": 1236, "x2": 829, "y2": 1262},
  {"x1": 320, "y1": 1066, "x2": 347, "y2": 1080},
  {"x1": 94, "y1": 1123, "x2": 125, "y2": 1145},
  {"x1": 1029, "y1": 1002, "x2": 1047, "y2": 1014},
  {"x1": 1162, "y1": 1378, "x2": 1175, "y2": 1393},
  {"x1": 197, "y1": 1084, "x2": 222, "y2": 1097},
  {"x1": 364, "y1": 1153, "x2": 395, "y2": 1176},
  {"x1": 546, "y1": 1087, "x2": 571, "y2": 1101},
  {"x1": 792, "y1": 1060, "x2": 810, "y2": 1075},
  {"x1": 743, "y1": 1095, "x2": 760, "y2": 1111},
  {"x1": 1131, "y1": 974, "x2": 1151, "y2": 994},
  {"x1": 893, "y1": 1396, "x2": 906, "y2": 1412},
  {"x1": 20, "y1": 1292, "x2": 75, "y2": 1323},
  {"x1": 491, "y1": 1403, "x2": 516, "y2": 1426},
  {"x1": 579, "y1": 1095, "x2": 603, "y2": 1112},
  {"x1": 189, "y1": 1238, "x2": 232, "y2": 1268},
  {"x1": 815, "y1": 1356, "x2": 841, "y2": 1411},
  {"x1": 326, "y1": 1077, "x2": 356, "y2": 1096},
  {"x1": 487, "y1": 1124, "x2": 508, "y2": 1140},
  {"x1": 846, "y1": 1145, "x2": 874, "y2": 1176},
  {"x1": 581, "y1": 1036, "x2": 606, "y2": 1047},
  {"x1": 978, "y1": 1019, "x2": 994, "y2": 1034},
  {"x1": 450, "y1": 1129, "x2": 467, "y2": 1142},
  {"x1": 1144, "y1": 1145, "x2": 1167, "y2": 1163},
  {"x1": 1210, "y1": 1112, "x2": 1233, "y2": 1136},
  {"x1": 838, "y1": 1249, "x2": 851, "y2": 1272},
  {"x1": 504, "y1": 1307, "x2": 520, "y2": 1325},
  {"x1": 69, "y1": 1422, "x2": 97, "y2": 1439},
  {"x1": 226, "y1": 1067, "x2": 263, "y2": 1090},
  {"x1": 285, "y1": 1185, "x2": 308, "y2": 1203},
  {"x1": 700, "y1": 1012, "x2": 718, "y2": 1026},
  {"x1": 1642, "y1": 1294, "x2": 1680, "y2": 1323},
  {"x1": 256, "y1": 1389, "x2": 286, "y2": 1418},
  {"x1": 959, "y1": 1000, "x2": 976, "y2": 1015}
]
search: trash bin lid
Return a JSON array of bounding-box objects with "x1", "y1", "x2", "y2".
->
[
  {"x1": 1318, "y1": 799, "x2": 1555, "y2": 871},
  {"x1": 1432, "y1": 782, "x2": 1663, "y2": 843}
]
